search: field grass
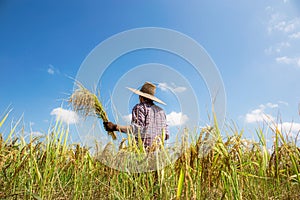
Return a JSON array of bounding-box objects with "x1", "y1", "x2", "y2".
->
[{"x1": 0, "y1": 111, "x2": 300, "y2": 200}]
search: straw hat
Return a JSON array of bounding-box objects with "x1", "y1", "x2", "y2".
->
[{"x1": 127, "y1": 82, "x2": 166, "y2": 105}]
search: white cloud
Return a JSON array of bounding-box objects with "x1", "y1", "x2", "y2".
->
[
  {"x1": 244, "y1": 102, "x2": 300, "y2": 137},
  {"x1": 30, "y1": 131, "x2": 44, "y2": 137},
  {"x1": 50, "y1": 107, "x2": 79, "y2": 124},
  {"x1": 47, "y1": 64, "x2": 60, "y2": 75},
  {"x1": 166, "y1": 111, "x2": 188, "y2": 126},
  {"x1": 158, "y1": 82, "x2": 187, "y2": 93},
  {"x1": 47, "y1": 68, "x2": 55, "y2": 75},
  {"x1": 266, "y1": 102, "x2": 279, "y2": 108},
  {"x1": 122, "y1": 114, "x2": 132, "y2": 124},
  {"x1": 276, "y1": 56, "x2": 294, "y2": 64},
  {"x1": 271, "y1": 122, "x2": 300, "y2": 139},
  {"x1": 277, "y1": 122, "x2": 300, "y2": 133},
  {"x1": 173, "y1": 86, "x2": 187, "y2": 93},
  {"x1": 245, "y1": 108, "x2": 274, "y2": 123},
  {"x1": 264, "y1": 47, "x2": 275, "y2": 55},
  {"x1": 276, "y1": 56, "x2": 300, "y2": 67},
  {"x1": 278, "y1": 100, "x2": 289, "y2": 106},
  {"x1": 267, "y1": 13, "x2": 282, "y2": 34},
  {"x1": 245, "y1": 103, "x2": 277, "y2": 123},
  {"x1": 278, "y1": 41, "x2": 290, "y2": 48},
  {"x1": 267, "y1": 8, "x2": 300, "y2": 34},
  {"x1": 264, "y1": 42, "x2": 290, "y2": 55},
  {"x1": 265, "y1": 7, "x2": 300, "y2": 72},
  {"x1": 274, "y1": 20, "x2": 296, "y2": 33},
  {"x1": 158, "y1": 83, "x2": 168, "y2": 91},
  {"x1": 265, "y1": 6, "x2": 273, "y2": 12},
  {"x1": 289, "y1": 32, "x2": 300, "y2": 39}
]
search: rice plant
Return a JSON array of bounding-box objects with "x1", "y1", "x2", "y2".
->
[{"x1": 0, "y1": 109, "x2": 299, "y2": 199}]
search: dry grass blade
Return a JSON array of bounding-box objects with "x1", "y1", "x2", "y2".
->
[{"x1": 69, "y1": 83, "x2": 117, "y2": 140}]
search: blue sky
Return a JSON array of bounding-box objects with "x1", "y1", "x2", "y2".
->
[{"x1": 1, "y1": 0, "x2": 300, "y2": 146}]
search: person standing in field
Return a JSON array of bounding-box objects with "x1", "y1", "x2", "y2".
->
[{"x1": 103, "y1": 82, "x2": 169, "y2": 150}]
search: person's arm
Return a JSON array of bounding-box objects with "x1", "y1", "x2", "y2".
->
[
  {"x1": 103, "y1": 122, "x2": 132, "y2": 133},
  {"x1": 103, "y1": 104, "x2": 144, "y2": 135}
]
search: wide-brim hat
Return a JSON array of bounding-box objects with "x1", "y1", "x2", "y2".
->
[{"x1": 127, "y1": 82, "x2": 166, "y2": 105}]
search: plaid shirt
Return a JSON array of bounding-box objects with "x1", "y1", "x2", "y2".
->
[{"x1": 130, "y1": 102, "x2": 168, "y2": 147}]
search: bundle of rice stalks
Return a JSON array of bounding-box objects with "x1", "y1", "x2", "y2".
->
[{"x1": 69, "y1": 83, "x2": 117, "y2": 140}]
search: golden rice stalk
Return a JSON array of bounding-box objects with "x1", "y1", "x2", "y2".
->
[{"x1": 69, "y1": 83, "x2": 117, "y2": 140}]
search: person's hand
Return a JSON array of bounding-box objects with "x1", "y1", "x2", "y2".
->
[{"x1": 103, "y1": 122, "x2": 117, "y2": 132}]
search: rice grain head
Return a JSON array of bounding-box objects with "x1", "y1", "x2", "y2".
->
[{"x1": 69, "y1": 84, "x2": 117, "y2": 140}]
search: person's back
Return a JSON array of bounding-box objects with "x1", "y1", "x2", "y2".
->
[{"x1": 131, "y1": 101, "x2": 168, "y2": 148}]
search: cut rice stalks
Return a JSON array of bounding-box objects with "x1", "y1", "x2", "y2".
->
[{"x1": 69, "y1": 83, "x2": 117, "y2": 140}]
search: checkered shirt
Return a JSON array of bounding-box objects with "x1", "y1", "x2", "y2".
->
[{"x1": 130, "y1": 102, "x2": 168, "y2": 147}]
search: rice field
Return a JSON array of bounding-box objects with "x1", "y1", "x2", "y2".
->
[{"x1": 0, "y1": 108, "x2": 299, "y2": 200}]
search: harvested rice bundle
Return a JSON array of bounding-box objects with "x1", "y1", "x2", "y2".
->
[{"x1": 69, "y1": 83, "x2": 117, "y2": 140}]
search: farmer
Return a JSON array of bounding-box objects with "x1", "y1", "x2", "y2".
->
[{"x1": 103, "y1": 82, "x2": 169, "y2": 150}]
